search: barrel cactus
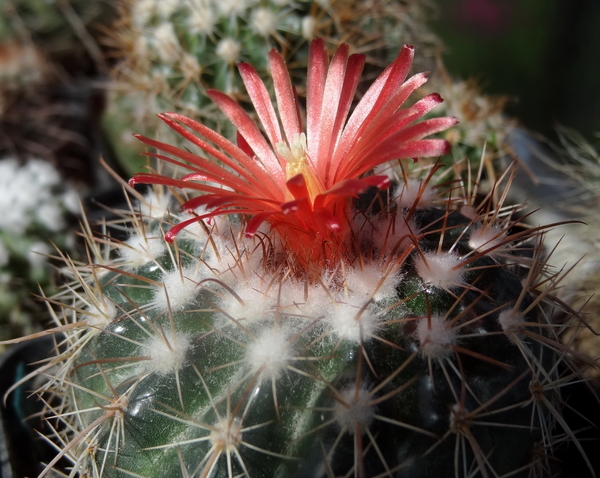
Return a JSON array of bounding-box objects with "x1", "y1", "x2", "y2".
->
[{"x1": 4, "y1": 39, "x2": 594, "y2": 478}]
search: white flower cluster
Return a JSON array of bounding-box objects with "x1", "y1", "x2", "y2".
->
[{"x1": 0, "y1": 158, "x2": 79, "y2": 236}]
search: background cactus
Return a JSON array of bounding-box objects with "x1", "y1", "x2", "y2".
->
[
  {"x1": 103, "y1": 0, "x2": 514, "y2": 190},
  {"x1": 102, "y1": 0, "x2": 443, "y2": 174},
  {"x1": 4, "y1": 39, "x2": 596, "y2": 478}
]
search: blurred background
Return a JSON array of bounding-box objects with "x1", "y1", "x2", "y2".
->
[{"x1": 432, "y1": 0, "x2": 600, "y2": 140}]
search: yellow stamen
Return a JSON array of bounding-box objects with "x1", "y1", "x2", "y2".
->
[{"x1": 277, "y1": 133, "x2": 322, "y2": 202}]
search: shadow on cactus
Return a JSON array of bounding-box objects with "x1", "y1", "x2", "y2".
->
[{"x1": 3, "y1": 39, "x2": 597, "y2": 478}]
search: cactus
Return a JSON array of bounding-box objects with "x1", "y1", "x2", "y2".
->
[
  {"x1": 3, "y1": 39, "x2": 595, "y2": 478},
  {"x1": 506, "y1": 125, "x2": 600, "y2": 383}
]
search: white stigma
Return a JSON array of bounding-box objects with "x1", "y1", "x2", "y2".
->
[{"x1": 277, "y1": 133, "x2": 307, "y2": 165}]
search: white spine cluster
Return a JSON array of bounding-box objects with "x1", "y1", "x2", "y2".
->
[
  {"x1": 215, "y1": 38, "x2": 242, "y2": 65},
  {"x1": 251, "y1": 8, "x2": 277, "y2": 37}
]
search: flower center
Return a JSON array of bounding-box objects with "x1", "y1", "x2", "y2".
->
[{"x1": 277, "y1": 133, "x2": 322, "y2": 203}]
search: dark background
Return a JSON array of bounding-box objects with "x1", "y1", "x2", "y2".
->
[{"x1": 431, "y1": 0, "x2": 600, "y2": 140}]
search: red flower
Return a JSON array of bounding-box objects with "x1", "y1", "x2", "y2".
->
[{"x1": 130, "y1": 39, "x2": 456, "y2": 272}]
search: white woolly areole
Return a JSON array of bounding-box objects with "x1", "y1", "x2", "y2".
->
[
  {"x1": 180, "y1": 52, "x2": 202, "y2": 79},
  {"x1": 139, "y1": 190, "x2": 171, "y2": 219},
  {"x1": 216, "y1": 38, "x2": 241, "y2": 64},
  {"x1": 120, "y1": 232, "x2": 166, "y2": 266},
  {"x1": 84, "y1": 296, "x2": 118, "y2": 328},
  {"x1": 210, "y1": 417, "x2": 242, "y2": 451},
  {"x1": 345, "y1": 263, "x2": 399, "y2": 303},
  {"x1": 155, "y1": 0, "x2": 180, "y2": 17},
  {"x1": 497, "y1": 309, "x2": 525, "y2": 343},
  {"x1": 251, "y1": 8, "x2": 277, "y2": 37},
  {"x1": 131, "y1": 0, "x2": 155, "y2": 28},
  {"x1": 246, "y1": 328, "x2": 293, "y2": 380},
  {"x1": 396, "y1": 179, "x2": 435, "y2": 209},
  {"x1": 460, "y1": 205, "x2": 478, "y2": 221},
  {"x1": 0, "y1": 158, "x2": 76, "y2": 235},
  {"x1": 416, "y1": 316, "x2": 457, "y2": 360},
  {"x1": 326, "y1": 299, "x2": 379, "y2": 343},
  {"x1": 334, "y1": 385, "x2": 375, "y2": 432},
  {"x1": 154, "y1": 267, "x2": 204, "y2": 311},
  {"x1": 218, "y1": 277, "x2": 276, "y2": 324},
  {"x1": 468, "y1": 225, "x2": 507, "y2": 253},
  {"x1": 141, "y1": 331, "x2": 191, "y2": 375},
  {"x1": 276, "y1": 282, "x2": 331, "y2": 319},
  {"x1": 217, "y1": 0, "x2": 249, "y2": 16},
  {"x1": 415, "y1": 251, "x2": 465, "y2": 289}
]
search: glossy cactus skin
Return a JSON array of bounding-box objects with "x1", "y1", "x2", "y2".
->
[{"x1": 39, "y1": 176, "x2": 575, "y2": 478}]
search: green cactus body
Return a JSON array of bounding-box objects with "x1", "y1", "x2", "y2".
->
[{"x1": 46, "y1": 180, "x2": 566, "y2": 478}]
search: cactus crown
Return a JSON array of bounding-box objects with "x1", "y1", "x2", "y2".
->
[{"x1": 129, "y1": 38, "x2": 456, "y2": 274}]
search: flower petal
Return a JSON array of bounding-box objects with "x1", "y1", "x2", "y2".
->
[
  {"x1": 239, "y1": 62, "x2": 284, "y2": 150},
  {"x1": 208, "y1": 90, "x2": 284, "y2": 182},
  {"x1": 306, "y1": 38, "x2": 328, "y2": 152},
  {"x1": 269, "y1": 49, "x2": 303, "y2": 143},
  {"x1": 314, "y1": 43, "x2": 350, "y2": 180}
]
